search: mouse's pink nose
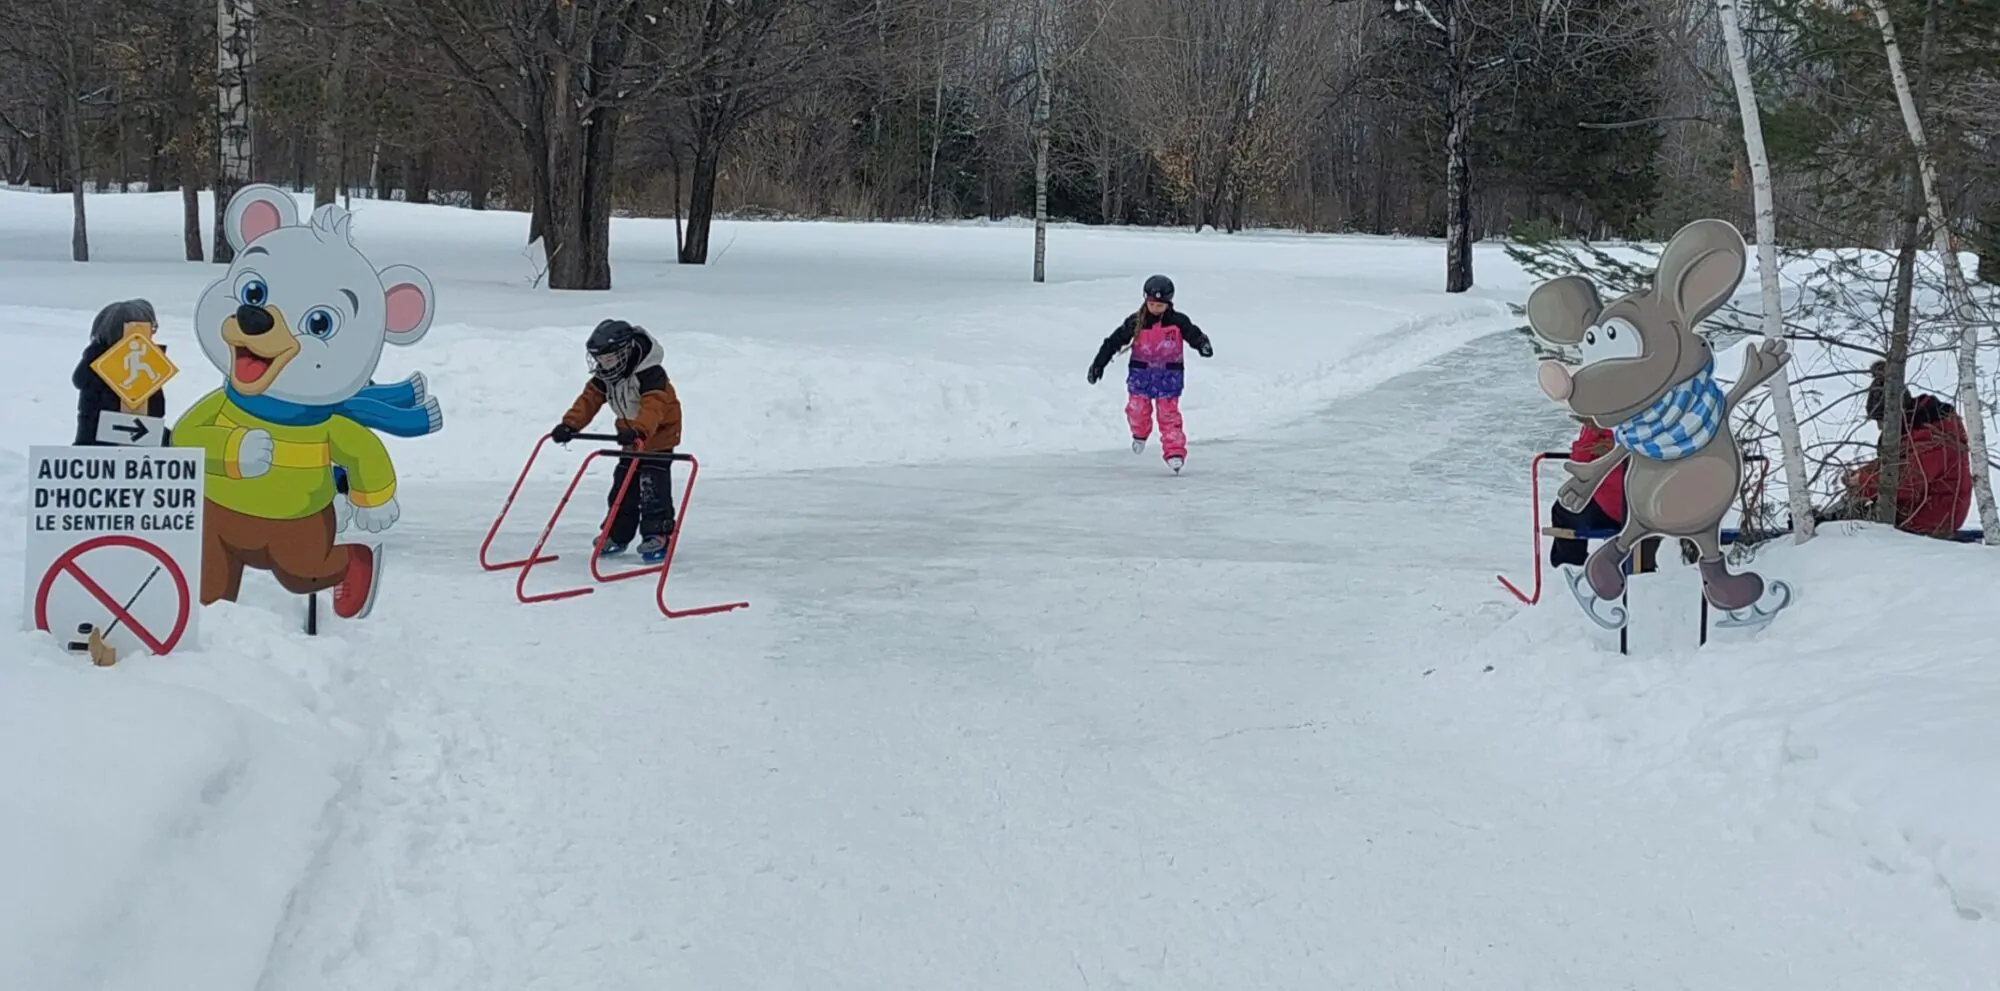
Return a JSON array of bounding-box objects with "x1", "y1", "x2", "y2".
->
[{"x1": 1538, "y1": 361, "x2": 1574, "y2": 402}]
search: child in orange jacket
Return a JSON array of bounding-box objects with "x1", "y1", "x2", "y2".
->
[{"x1": 550, "y1": 320, "x2": 684, "y2": 562}]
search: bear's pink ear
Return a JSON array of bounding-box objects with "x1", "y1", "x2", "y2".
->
[
  {"x1": 221, "y1": 184, "x2": 300, "y2": 252},
  {"x1": 378, "y1": 264, "x2": 436, "y2": 346},
  {"x1": 242, "y1": 202, "x2": 282, "y2": 243}
]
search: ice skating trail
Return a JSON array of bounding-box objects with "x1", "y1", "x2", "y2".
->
[{"x1": 257, "y1": 332, "x2": 1998, "y2": 991}]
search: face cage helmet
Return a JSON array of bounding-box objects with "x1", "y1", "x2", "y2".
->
[{"x1": 586, "y1": 319, "x2": 644, "y2": 380}]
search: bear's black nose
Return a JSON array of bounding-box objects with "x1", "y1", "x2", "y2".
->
[{"x1": 236, "y1": 303, "x2": 275, "y2": 336}]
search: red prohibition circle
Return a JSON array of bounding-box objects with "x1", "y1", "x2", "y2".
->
[{"x1": 34, "y1": 534, "x2": 193, "y2": 655}]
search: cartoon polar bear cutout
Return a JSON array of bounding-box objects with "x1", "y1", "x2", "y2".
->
[{"x1": 173, "y1": 183, "x2": 443, "y2": 620}]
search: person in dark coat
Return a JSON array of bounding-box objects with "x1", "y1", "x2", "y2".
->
[{"x1": 72, "y1": 299, "x2": 170, "y2": 446}]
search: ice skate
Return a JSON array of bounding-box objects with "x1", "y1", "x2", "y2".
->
[
  {"x1": 638, "y1": 535, "x2": 669, "y2": 564},
  {"x1": 1696, "y1": 556, "x2": 1793, "y2": 630},
  {"x1": 1166, "y1": 456, "x2": 1184, "y2": 473},
  {"x1": 1562, "y1": 565, "x2": 1628, "y2": 631},
  {"x1": 1131, "y1": 436, "x2": 1147, "y2": 454},
  {"x1": 332, "y1": 544, "x2": 382, "y2": 620},
  {"x1": 597, "y1": 538, "x2": 629, "y2": 558}
]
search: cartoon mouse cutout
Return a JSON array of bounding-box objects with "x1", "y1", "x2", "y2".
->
[
  {"x1": 1524, "y1": 218, "x2": 1793, "y2": 632},
  {"x1": 173, "y1": 184, "x2": 443, "y2": 619}
]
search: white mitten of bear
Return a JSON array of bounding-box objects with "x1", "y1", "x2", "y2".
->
[
  {"x1": 236, "y1": 429, "x2": 275, "y2": 478},
  {"x1": 333, "y1": 494, "x2": 354, "y2": 533},
  {"x1": 350, "y1": 497, "x2": 401, "y2": 534}
]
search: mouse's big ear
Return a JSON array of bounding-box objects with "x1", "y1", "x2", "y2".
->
[
  {"x1": 1655, "y1": 218, "x2": 1747, "y2": 326},
  {"x1": 1525, "y1": 275, "x2": 1603, "y2": 347},
  {"x1": 222, "y1": 184, "x2": 301, "y2": 253}
]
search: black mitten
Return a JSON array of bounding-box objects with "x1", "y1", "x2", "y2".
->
[{"x1": 551, "y1": 423, "x2": 577, "y2": 444}]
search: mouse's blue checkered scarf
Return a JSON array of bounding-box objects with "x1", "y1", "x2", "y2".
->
[{"x1": 1613, "y1": 357, "x2": 1725, "y2": 461}]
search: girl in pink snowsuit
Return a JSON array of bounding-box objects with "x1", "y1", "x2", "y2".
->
[{"x1": 1087, "y1": 275, "x2": 1214, "y2": 470}]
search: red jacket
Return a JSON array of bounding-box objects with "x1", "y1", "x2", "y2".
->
[
  {"x1": 1854, "y1": 397, "x2": 1974, "y2": 537},
  {"x1": 1570, "y1": 423, "x2": 1626, "y2": 520}
]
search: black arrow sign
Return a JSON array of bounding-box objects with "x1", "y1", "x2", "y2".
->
[{"x1": 112, "y1": 418, "x2": 150, "y2": 443}]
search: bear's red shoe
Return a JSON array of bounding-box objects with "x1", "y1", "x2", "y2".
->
[{"x1": 332, "y1": 544, "x2": 382, "y2": 619}]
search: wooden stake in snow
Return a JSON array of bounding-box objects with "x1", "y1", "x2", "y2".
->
[
  {"x1": 1715, "y1": 0, "x2": 1815, "y2": 541},
  {"x1": 1865, "y1": 0, "x2": 2000, "y2": 542}
]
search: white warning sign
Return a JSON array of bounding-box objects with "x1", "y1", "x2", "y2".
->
[{"x1": 23, "y1": 446, "x2": 204, "y2": 656}]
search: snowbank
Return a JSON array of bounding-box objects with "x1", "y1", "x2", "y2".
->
[
  {"x1": 0, "y1": 603, "x2": 365, "y2": 990},
  {"x1": 1465, "y1": 524, "x2": 2000, "y2": 924}
]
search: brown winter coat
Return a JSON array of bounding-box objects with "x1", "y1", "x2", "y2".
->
[{"x1": 562, "y1": 362, "x2": 682, "y2": 452}]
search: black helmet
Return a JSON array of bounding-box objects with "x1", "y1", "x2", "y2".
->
[
  {"x1": 586, "y1": 319, "x2": 645, "y2": 380},
  {"x1": 1143, "y1": 274, "x2": 1174, "y2": 303}
]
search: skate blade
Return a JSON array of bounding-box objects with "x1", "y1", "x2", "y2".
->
[
  {"x1": 1562, "y1": 566, "x2": 1629, "y2": 631},
  {"x1": 1711, "y1": 579, "x2": 1794, "y2": 630}
]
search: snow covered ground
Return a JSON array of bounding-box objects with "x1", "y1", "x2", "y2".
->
[{"x1": 3, "y1": 189, "x2": 1998, "y2": 989}]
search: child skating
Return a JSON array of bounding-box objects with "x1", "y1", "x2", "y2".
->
[
  {"x1": 549, "y1": 319, "x2": 684, "y2": 563},
  {"x1": 1086, "y1": 275, "x2": 1213, "y2": 472}
]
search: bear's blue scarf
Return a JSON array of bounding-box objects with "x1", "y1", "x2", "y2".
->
[{"x1": 225, "y1": 379, "x2": 438, "y2": 438}]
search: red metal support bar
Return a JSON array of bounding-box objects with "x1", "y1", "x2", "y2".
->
[
  {"x1": 480, "y1": 435, "x2": 562, "y2": 572},
  {"x1": 495, "y1": 435, "x2": 749, "y2": 618},
  {"x1": 1496, "y1": 451, "x2": 1564, "y2": 605},
  {"x1": 513, "y1": 447, "x2": 615, "y2": 604},
  {"x1": 653, "y1": 453, "x2": 750, "y2": 620}
]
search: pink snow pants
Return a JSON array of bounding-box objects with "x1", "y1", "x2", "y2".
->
[{"x1": 1126, "y1": 394, "x2": 1186, "y2": 459}]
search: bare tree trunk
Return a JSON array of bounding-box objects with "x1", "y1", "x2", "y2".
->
[
  {"x1": 1442, "y1": 17, "x2": 1472, "y2": 293},
  {"x1": 214, "y1": 0, "x2": 254, "y2": 265},
  {"x1": 1872, "y1": 0, "x2": 1939, "y2": 528},
  {"x1": 313, "y1": 0, "x2": 355, "y2": 207},
  {"x1": 925, "y1": 9, "x2": 948, "y2": 220},
  {"x1": 406, "y1": 146, "x2": 433, "y2": 205},
  {"x1": 183, "y1": 182, "x2": 204, "y2": 261},
  {"x1": 1717, "y1": 0, "x2": 1815, "y2": 540},
  {"x1": 146, "y1": 115, "x2": 168, "y2": 190},
  {"x1": 468, "y1": 153, "x2": 490, "y2": 210},
  {"x1": 1979, "y1": 203, "x2": 1998, "y2": 284},
  {"x1": 65, "y1": 87, "x2": 87, "y2": 262},
  {"x1": 1030, "y1": 0, "x2": 1055, "y2": 282},
  {"x1": 679, "y1": 138, "x2": 722, "y2": 264},
  {"x1": 1866, "y1": 0, "x2": 2000, "y2": 541},
  {"x1": 117, "y1": 115, "x2": 131, "y2": 192},
  {"x1": 577, "y1": 101, "x2": 622, "y2": 289},
  {"x1": 1876, "y1": 221, "x2": 1920, "y2": 526},
  {"x1": 371, "y1": 138, "x2": 391, "y2": 199}
]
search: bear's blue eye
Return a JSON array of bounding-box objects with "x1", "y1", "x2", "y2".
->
[
  {"x1": 235, "y1": 273, "x2": 269, "y2": 307},
  {"x1": 302, "y1": 306, "x2": 340, "y2": 340}
]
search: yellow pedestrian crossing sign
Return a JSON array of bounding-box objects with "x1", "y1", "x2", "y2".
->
[{"x1": 90, "y1": 322, "x2": 178, "y2": 410}]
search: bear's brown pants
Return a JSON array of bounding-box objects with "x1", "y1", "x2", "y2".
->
[{"x1": 202, "y1": 501, "x2": 348, "y2": 603}]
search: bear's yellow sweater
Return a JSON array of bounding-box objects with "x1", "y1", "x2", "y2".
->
[{"x1": 173, "y1": 389, "x2": 397, "y2": 520}]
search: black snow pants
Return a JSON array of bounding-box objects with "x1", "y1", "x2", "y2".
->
[
  {"x1": 607, "y1": 456, "x2": 677, "y2": 545},
  {"x1": 1549, "y1": 499, "x2": 1660, "y2": 573}
]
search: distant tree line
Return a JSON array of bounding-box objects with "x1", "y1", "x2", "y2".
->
[{"x1": 0, "y1": 0, "x2": 1994, "y2": 293}]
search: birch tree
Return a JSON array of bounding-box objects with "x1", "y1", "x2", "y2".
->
[
  {"x1": 215, "y1": 0, "x2": 254, "y2": 265},
  {"x1": 1865, "y1": 0, "x2": 2000, "y2": 541},
  {"x1": 1715, "y1": 0, "x2": 1815, "y2": 540},
  {"x1": 1031, "y1": 0, "x2": 1054, "y2": 282}
]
